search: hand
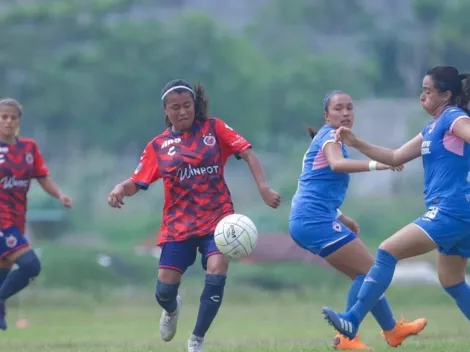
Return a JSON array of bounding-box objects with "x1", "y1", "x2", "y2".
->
[
  {"x1": 108, "y1": 184, "x2": 125, "y2": 209},
  {"x1": 59, "y1": 194, "x2": 73, "y2": 208},
  {"x1": 376, "y1": 163, "x2": 404, "y2": 172},
  {"x1": 260, "y1": 185, "x2": 281, "y2": 209},
  {"x1": 340, "y1": 215, "x2": 360, "y2": 235},
  {"x1": 334, "y1": 126, "x2": 358, "y2": 147}
]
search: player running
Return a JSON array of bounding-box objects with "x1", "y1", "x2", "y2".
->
[
  {"x1": 322, "y1": 66, "x2": 470, "y2": 341},
  {"x1": 107, "y1": 80, "x2": 280, "y2": 352},
  {"x1": 0, "y1": 98, "x2": 72, "y2": 331},
  {"x1": 289, "y1": 90, "x2": 427, "y2": 350}
]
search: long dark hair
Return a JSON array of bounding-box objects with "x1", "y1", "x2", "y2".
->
[
  {"x1": 427, "y1": 66, "x2": 470, "y2": 114},
  {"x1": 161, "y1": 79, "x2": 209, "y2": 127}
]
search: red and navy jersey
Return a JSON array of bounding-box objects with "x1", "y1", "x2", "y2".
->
[
  {"x1": 131, "y1": 118, "x2": 251, "y2": 245},
  {"x1": 0, "y1": 138, "x2": 49, "y2": 233}
]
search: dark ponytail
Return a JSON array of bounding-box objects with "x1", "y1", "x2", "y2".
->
[
  {"x1": 194, "y1": 83, "x2": 209, "y2": 121},
  {"x1": 307, "y1": 126, "x2": 317, "y2": 139},
  {"x1": 457, "y1": 73, "x2": 470, "y2": 114}
]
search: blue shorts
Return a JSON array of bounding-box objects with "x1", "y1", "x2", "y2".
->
[
  {"x1": 413, "y1": 207, "x2": 470, "y2": 257},
  {"x1": 289, "y1": 218, "x2": 357, "y2": 257},
  {"x1": 0, "y1": 226, "x2": 29, "y2": 260},
  {"x1": 159, "y1": 234, "x2": 221, "y2": 274}
]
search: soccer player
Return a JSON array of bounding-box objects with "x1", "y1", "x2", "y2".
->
[
  {"x1": 322, "y1": 66, "x2": 470, "y2": 340},
  {"x1": 289, "y1": 90, "x2": 427, "y2": 350},
  {"x1": 107, "y1": 80, "x2": 280, "y2": 352},
  {"x1": 0, "y1": 98, "x2": 72, "y2": 330}
]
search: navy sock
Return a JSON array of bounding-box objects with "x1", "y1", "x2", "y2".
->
[
  {"x1": 193, "y1": 274, "x2": 226, "y2": 338},
  {"x1": 0, "y1": 251, "x2": 41, "y2": 301},
  {"x1": 346, "y1": 275, "x2": 365, "y2": 311},
  {"x1": 155, "y1": 280, "x2": 179, "y2": 314},
  {"x1": 444, "y1": 281, "x2": 470, "y2": 319},
  {"x1": 0, "y1": 268, "x2": 10, "y2": 288},
  {"x1": 349, "y1": 249, "x2": 397, "y2": 325}
]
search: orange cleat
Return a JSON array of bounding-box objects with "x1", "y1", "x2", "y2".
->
[
  {"x1": 333, "y1": 333, "x2": 373, "y2": 350},
  {"x1": 381, "y1": 317, "x2": 427, "y2": 347}
]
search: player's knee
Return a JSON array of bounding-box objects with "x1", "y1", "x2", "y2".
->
[
  {"x1": 205, "y1": 273, "x2": 226, "y2": 287},
  {"x1": 155, "y1": 280, "x2": 179, "y2": 301},
  {"x1": 16, "y1": 250, "x2": 41, "y2": 278}
]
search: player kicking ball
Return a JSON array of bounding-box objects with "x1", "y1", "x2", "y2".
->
[{"x1": 108, "y1": 80, "x2": 280, "y2": 352}]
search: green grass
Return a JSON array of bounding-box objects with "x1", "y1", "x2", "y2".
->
[{"x1": 2, "y1": 285, "x2": 470, "y2": 351}]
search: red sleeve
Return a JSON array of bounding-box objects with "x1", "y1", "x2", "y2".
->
[
  {"x1": 130, "y1": 141, "x2": 161, "y2": 190},
  {"x1": 214, "y1": 118, "x2": 251, "y2": 159},
  {"x1": 32, "y1": 143, "x2": 49, "y2": 178}
]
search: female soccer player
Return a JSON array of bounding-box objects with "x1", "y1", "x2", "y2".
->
[
  {"x1": 108, "y1": 80, "x2": 280, "y2": 352},
  {"x1": 0, "y1": 98, "x2": 72, "y2": 330},
  {"x1": 322, "y1": 66, "x2": 470, "y2": 340},
  {"x1": 289, "y1": 90, "x2": 427, "y2": 350}
]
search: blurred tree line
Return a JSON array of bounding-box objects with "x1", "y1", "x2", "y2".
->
[{"x1": 0, "y1": 0, "x2": 469, "y2": 152}]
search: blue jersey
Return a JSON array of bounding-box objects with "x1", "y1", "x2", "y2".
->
[
  {"x1": 421, "y1": 106, "x2": 470, "y2": 221},
  {"x1": 290, "y1": 124, "x2": 350, "y2": 222}
]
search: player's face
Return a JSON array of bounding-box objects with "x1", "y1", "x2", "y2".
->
[
  {"x1": 164, "y1": 91, "x2": 195, "y2": 132},
  {"x1": 420, "y1": 75, "x2": 451, "y2": 116},
  {"x1": 324, "y1": 94, "x2": 354, "y2": 129},
  {"x1": 0, "y1": 105, "x2": 20, "y2": 139}
]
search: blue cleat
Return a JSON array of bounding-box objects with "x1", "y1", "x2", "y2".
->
[
  {"x1": 322, "y1": 307, "x2": 358, "y2": 340},
  {"x1": 0, "y1": 301, "x2": 7, "y2": 330}
]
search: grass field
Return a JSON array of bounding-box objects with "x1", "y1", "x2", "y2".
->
[{"x1": 2, "y1": 285, "x2": 470, "y2": 352}]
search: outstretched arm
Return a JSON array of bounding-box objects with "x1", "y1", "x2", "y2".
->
[{"x1": 37, "y1": 177, "x2": 72, "y2": 207}]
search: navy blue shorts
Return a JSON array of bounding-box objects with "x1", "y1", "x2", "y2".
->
[
  {"x1": 0, "y1": 226, "x2": 29, "y2": 260},
  {"x1": 159, "y1": 234, "x2": 221, "y2": 274}
]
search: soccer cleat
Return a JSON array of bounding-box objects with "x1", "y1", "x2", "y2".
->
[
  {"x1": 333, "y1": 333, "x2": 373, "y2": 350},
  {"x1": 0, "y1": 301, "x2": 6, "y2": 331},
  {"x1": 188, "y1": 335, "x2": 205, "y2": 352},
  {"x1": 322, "y1": 307, "x2": 358, "y2": 340},
  {"x1": 381, "y1": 317, "x2": 427, "y2": 347},
  {"x1": 159, "y1": 295, "x2": 182, "y2": 342}
]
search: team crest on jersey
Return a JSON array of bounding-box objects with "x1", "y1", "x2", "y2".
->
[
  {"x1": 25, "y1": 152, "x2": 34, "y2": 165},
  {"x1": 5, "y1": 235, "x2": 17, "y2": 248},
  {"x1": 203, "y1": 135, "x2": 216, "y2": 147},
  {"x1": 332, "y1": 221, "x2": 342, "y2": 232}
]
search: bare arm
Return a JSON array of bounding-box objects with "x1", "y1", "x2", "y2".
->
[
  {"x1": 238, "y1": 149, "x2": 281, "y2": 208},
  {"x1": 117, "y1": 179, "x2": 140, "y2": 197},
  {"x1": 353, "y1": 134, "x2": 422, "y2": 167},
  {"x1": 37, "y1": 176, "x2": 64, "y2": 199},
  {"x1": 324, "y1": 142, "x2": 387, "y2": 173}
]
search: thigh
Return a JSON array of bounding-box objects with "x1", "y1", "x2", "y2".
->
[
  {"x1": 199, "y1": 234, "x2": 228, "y2": 274},
  {"x1": 159, "y1": 238, "x2": 198, "y2": 278},
  {"x1": 413, "y1": 207, "x2": 470, "y2": 256},
  {"x1": 289, "y1": 218, "x2": 357, "y2": 258},
  {"x1": 0, "y1": 226, "x2": 30, "y2": 261},
  {"x1": 325, "y1": 238, "x2": 374, "y2": 279},
  {"x1": 436, "y1": 252, "x2": 467, "y2": 287}
]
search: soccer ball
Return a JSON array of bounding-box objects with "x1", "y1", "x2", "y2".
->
[{"x1": 214, "y1": 214, "x2": 258, "y2": 259}]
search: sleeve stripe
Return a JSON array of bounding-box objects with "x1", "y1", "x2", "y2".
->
[
  {"x1": 450, "y1": 115, "x2": 470, "y2": 133},
  {"x1": 321, "y1": 139, "x2": 340, "y2": 151},
  {"x1": 134, "y1": 181, "x2": 149, "y2": 190}
]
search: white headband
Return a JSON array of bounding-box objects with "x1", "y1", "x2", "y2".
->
[{"x1": 161, "y1": 85, "x2": 195, "y2": 101}]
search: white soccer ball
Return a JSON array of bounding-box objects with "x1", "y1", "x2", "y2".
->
[{"x1": 214, "y1": 214, "x2": 258, "y2": 259}]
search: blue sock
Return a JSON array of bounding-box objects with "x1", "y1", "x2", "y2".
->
[
  {"x1": 348, "y1": 249, "x2": 397, "y2": 325},
  {"x1": 371, "y1": 295, "x2": 396, "y2": 331},
  {"x1": 155, "y1": 281, "x2": 179, "y2": 314},
  {"x1": 444, "y1": 281, "x2": 470, "y2": 319},
  {"x1": 0, "y1": 268, "x2": 10, "y2": 287},
  {"x1": 193, "y1": 274, "x2": 226, "y2": 338},
  {"x1": 346, "y1": 275, "x2": 365, "y2": 311},
  {"x1": 0, "y1": 251, "x2": 41, "y2": 301},
  {"x1": 346, "y1": 274, "x2": 396, "y2": 331}
]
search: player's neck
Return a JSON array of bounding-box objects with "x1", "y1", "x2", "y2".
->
[
  {"x1": 432, "y1": 104, "x2": 450, "y2": 119},
  {"x1": 0, "y1": 135, "x2": 17, "y2": 145}
]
